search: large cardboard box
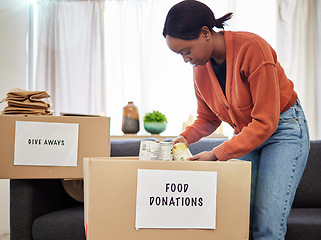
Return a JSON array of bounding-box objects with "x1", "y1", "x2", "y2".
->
[
  {"x1": 0, "y1": 115, "x2": 110, "y2": 179},
  {"x1": 84, "y1": 157, "x2": 251, "y2": 240}
]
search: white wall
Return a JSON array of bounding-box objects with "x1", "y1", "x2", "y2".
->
[{"x1": 0, "y1": 1, "x2": 29, "y2": 235}]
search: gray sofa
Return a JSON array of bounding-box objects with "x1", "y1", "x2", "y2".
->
[{"x1": 10, "y1": 138, "x2": 321, "y2": 240}]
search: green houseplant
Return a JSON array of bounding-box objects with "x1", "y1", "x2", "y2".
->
[{"x1": 143, "y1": 110, "x2": 168, "y2": 134}]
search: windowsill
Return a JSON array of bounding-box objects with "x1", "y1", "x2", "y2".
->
[{"x1": 110, "y1": 133, "x2": 227, "y2": 141}]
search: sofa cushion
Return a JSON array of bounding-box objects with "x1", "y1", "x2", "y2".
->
[
  {"x1": 110, "y1": 138, "x2": 158, "y2": 157},
  {"x1": 32, "y1": 206, "x2": 85, "y2": 240},
  {"x1": 286, "y1": 208, "x2": 321, "y2": 240},
  {"x1": 292, "y1": 140, "x2": 321, "y2": 208},
  {"x1": 10, "y1": 179, "x2": 73, "y2": 240}
]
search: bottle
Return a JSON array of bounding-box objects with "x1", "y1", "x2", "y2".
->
[{"x1": 122, "y1": 101, "x2": 140, "y2": 134}]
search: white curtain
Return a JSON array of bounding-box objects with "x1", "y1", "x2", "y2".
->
[
  {"x1": 277, "y1": 0, "x2": 320, "y2": 140},
  {"x1": 34, "y1": 0, "x2": 105, "y2": 115},
  {"x1": 103, "y1": 0, "x2": 196, "y2": 136}
]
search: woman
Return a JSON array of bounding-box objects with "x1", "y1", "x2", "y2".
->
[{"x1": 163, "y1": 1, "x2": 310, "y2": 239}]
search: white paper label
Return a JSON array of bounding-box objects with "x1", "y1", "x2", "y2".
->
[
  {"x1": 135, "y1": 169, "x2": 217, "y2": 230},
  {"x1": 14, "y1": 121, "x2": 79, "y2": 166}
]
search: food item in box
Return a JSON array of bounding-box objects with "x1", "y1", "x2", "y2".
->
[
  {"x1": 173, "y1": 143, "x2": 192, "y2": 161},
  {"x1": 139, "y1": 140, "x2": 160, "y2": 160},
  {"x1": 159, "y1": 142, "x2": 173, "y2": 161}
]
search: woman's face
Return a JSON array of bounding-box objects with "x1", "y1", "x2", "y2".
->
[{"x1": 165, "y1": 34, "x2": 212, "y2": 67}]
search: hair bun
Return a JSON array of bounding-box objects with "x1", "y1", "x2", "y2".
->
[{"x1": 214, "y1": 12, "x2": 233, "y2": 29}]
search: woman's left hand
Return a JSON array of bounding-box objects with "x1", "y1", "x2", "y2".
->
[{"x1": 188, "y1": 151, "x2": 218, "y2": 161}]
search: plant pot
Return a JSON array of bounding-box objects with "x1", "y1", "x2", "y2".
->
[{"x1": 144, "y1": 122, "x2": 167, "y2": 134}]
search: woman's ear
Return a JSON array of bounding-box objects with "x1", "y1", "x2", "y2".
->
[{"x1": 200, "y1": 26, "x2": 211, "y2": 40}]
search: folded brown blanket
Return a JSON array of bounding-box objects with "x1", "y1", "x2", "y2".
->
[
  {"x1": 0, "y1": 88, "x2": 53, "y2": 115},
  {"x1": 1, "y1": 107, "x2": 52, "y2": 115},
  {"x1": 5, "y1": 89, "x2": 50, "y2": 101},
  {"x1": 7, "y1": 99, "x2": 50, "y2": 109}
]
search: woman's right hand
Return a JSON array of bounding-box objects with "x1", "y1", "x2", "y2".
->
[{"x1": 171, "y1": 135, "x2": 188, "y2": 147}]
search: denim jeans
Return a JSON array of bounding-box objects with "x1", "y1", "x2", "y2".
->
[{"x1": 240, "y1": 100, "x2": 310, "y2": 240}]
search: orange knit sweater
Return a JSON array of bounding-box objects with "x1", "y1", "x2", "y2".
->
[{"x1": 181, "y1": 31, "x2": 297, "y2": 161}]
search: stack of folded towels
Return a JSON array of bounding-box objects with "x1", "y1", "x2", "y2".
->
[{"x1": 0, "y1": 88, "x2": 52, "y2": 115}]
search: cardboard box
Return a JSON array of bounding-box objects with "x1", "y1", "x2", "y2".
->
[
  {"x1": 0, "y1": 115, "x2": 110, "y2": 179},
  {"x1": 84, "y1": 157, "x2": 251, "y2": 240}
]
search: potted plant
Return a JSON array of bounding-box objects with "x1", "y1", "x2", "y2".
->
[{"x1": 143, "y1": 110, "x2": 168, "y2": 134}]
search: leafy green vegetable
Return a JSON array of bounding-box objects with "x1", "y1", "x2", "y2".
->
[{"x1": 143, "y1": 110, "x2": 168, "y2": 123}]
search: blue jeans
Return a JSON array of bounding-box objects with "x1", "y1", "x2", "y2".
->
[{"x1": 240, "y1": 100, "x2": 310, "y2": 240}]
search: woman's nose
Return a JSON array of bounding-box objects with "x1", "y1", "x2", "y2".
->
[{"x1": 182, "y1": 55, "x2": 189, "y2": 63}]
